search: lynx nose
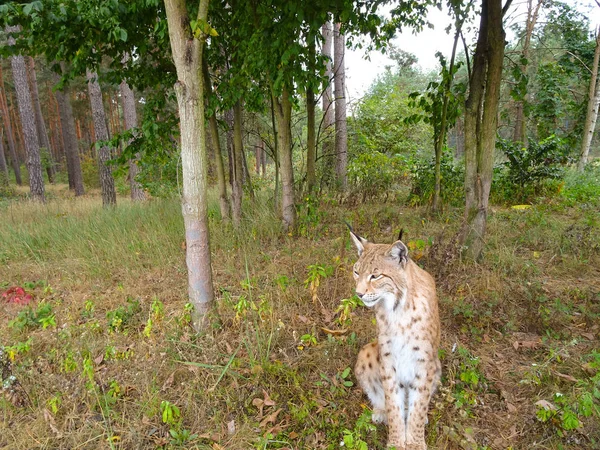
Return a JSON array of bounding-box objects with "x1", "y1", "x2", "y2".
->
[{"x1": 355, "y1": 292, "x2": 364, "y2": 299}]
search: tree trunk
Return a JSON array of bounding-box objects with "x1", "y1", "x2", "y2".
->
[
  {"x1": 8, "y1": 27, "x2": 45, "y2": 202},
  {"x1": 333, "y1": 23, "x2": 348, "y2": 190},
  {"x1": 86, "y1": 69, "x2": 117, "y2": 206},
  {"x1": 579, "y1": 26, "x2": 600, "y2": 172},
  {"x1": 321, "y1": 22, "x2": 335, "y2": 187},
  {"x1": 119, "y1": 67, "x2": 146, "y2": 201},
  {"x1": 0, "y1": 65, "x2": 22, "y2": 185},
  {"x1": 27, "y1": 57, "x2": 55, "y2": 183},
  {"x1": 460, "y1": 0, "x2": 506, "y2": 260},
  {"x1": 231, "y1": 100, "x2": 244, "y2": 226},
  {"x1": 273, "y1": 86, "x2": 296, "y2": 232},
  {"x1": 53, "y1": 68, "x2": 85, "y2": 196},
  {"x1": 164, "y1": 0, "x2": 214, "y2": 331},
  {"x1": 202, "y1": 58, "x2": 231, "y2": 221},
  {"x1": 513, "y1": 0, "x2": 542, "y2": 145},
  {"x1": 306, "y1": 33, "x2": 316, "y2": 193},
  {"x1": 0, "y1": 129, "x2": 9, "y2": 187},
  {"x1": 270, "y1": 94, "x2": 280, "y2": 211}
]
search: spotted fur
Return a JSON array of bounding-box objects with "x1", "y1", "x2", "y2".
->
[{"x1": 350, "y1": 231, "x2": 441, "y2": 450}]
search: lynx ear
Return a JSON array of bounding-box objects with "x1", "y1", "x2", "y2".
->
[
  {"x1": 349, "y1": 230, "x2": 368, "y2": 256},
  {"x1": 388, "y1": 240, "x2": 408, "y2": 266}
]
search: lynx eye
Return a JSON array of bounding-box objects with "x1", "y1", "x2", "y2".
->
[{"x1": 370, "y1": 274, "x2": 383, "y2": 281}]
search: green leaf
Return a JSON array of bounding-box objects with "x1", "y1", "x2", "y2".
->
[{"x1": 120, "y1": 28, "x2": 128, "y2": 42}]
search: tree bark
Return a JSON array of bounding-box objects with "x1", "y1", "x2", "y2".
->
[
  {"x1": 0, "y1": 129, "x2": 9, "y2": 187},
  {"x1": 273, "y1": 86, "x2": 296, "y2": 232},
  {"x1": 202, "y1": 58, "x2": 230, "y2": 221},
  {"x1": 460, "y1": 0, "x2": 507, "y2": 260},
  {"x1": 53, "y1": 68, "x2": 85, "y2": 195},
  {"x1": 119, "y1": 66, "x2": 146, "y2": 201},
  {"x1": 512, "y1": 0, "x2": 542, "y2": 145},
  {"x1": 306, "y1": 33, "x2": 316, "y2": 193},
  {"x1": 0, "y1": 65, "x2": 22, "y2": 185},
  {"x1": 86, "y1": 69, "x2": 117, "y2": 206},
  {"x1": 579, "y1": 26, "x2": 600, "y2": 172},
  {"x1": 27, "y1": 57, "x2": 55, "y2": 183},
  {"x1": 8, "y1": 27, "x2": 45, "y2": 202},
  {"x1": 321, "y1": 22, "x2": 335, "y2": 187},
  {"x1": 164, "y1": 0, "x2": 214, "y2": 331},
  {"x1": 231, "y1": 100, "x2": 244, "y2": 226},
  {"x1": 333, "y1": 23, "x2": 347, "y2": 190}
]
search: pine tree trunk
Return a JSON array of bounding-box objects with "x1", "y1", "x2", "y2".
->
[
  {"x1": 86, "y1": 69, "x2": 116, "y2": 206},
  {"x1": 460, "y1": 0, "x2": 506, "y2": 260},
  {"x1": 231, "y1": 100, "x2": 244, "y2": 226},
  {"x1": 53, "y1": 68, "x2": 85, "y2": 196},
  {"x1": 0, "y1": 129, "x2": 9, "y2": 187},
  {"x1": 164, "y1": 0, "x2": 214, "y2": 331},
  {"x1": 202, "y1": 59, "x2": 230, "y2": 221},
  {"x1": 119, "y1": 68, "x2": 146, "y2": 201},
  {"x1": 579, "y1": 26, "x2": 600, "y2": 172},
  {"x1": 321, "y1": 22, "x2": 335, "y2": 187},
  {"x1": 8, "y1": 27, "x2": 45, "y2": 202},
  {"x1": 333, "y1": 23, "x2": 347, "y2": 190},
  {"x1": 273, "y1": 87, "x2": 296, "y2": 231},
  {"x1": 27, "y1": 57, "x2": 55, "y2": 183},
  {"x1": 0, "y1": 65, "x2": 22, "y2": 185}
]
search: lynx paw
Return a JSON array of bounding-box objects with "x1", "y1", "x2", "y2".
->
[{"x1": 372, "y1": 408, "x2": 388, "y2": 424}]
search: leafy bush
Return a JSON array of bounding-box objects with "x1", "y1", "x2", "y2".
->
[
  {"x1": 347, "y1": 151, "x2": 407, "y2": 201},
  {"x1": 560, "y1": 163, "x2": 600, "y2": 207},
  {"x1": 407, "y1": 150, "x2": 464, "y2": 207},
  {"x1": 80, "y1": 156, "x2": 100, "y2": 189},
  {"x1": 493, "y1": 135, "x2": 571, "y2": 203}
]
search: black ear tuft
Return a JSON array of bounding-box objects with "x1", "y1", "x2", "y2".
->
[
  {"x1": 398, "y1": 228, "x2": 404, "y2": 242},
  {"x1": 388, "y1": 240, "x2": 408, "y2": 266}
]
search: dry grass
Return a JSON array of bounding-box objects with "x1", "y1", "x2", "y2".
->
[{"x1": 1, "y1": 186, "x2": 599, "y2": 450}]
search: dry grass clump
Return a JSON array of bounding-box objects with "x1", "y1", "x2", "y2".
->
[{"x1": 1, "y1": 187, "x2": 599, "y2": 449}]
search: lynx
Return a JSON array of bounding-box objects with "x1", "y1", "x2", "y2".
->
[{"x1": 350, "y1": 230, "x2": 441, "y2": 450}]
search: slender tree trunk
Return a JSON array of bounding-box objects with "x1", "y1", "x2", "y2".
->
[
  {"x1": 255, "y1": 141, "x2": 262, "y2": 175},
  {"x1": 273, "y1": 86, "x2": 296, "y2": 231},
  {"x1": 86, "y1": 69, "x2": 116, "y2": 206},
  {"x1": 27, "y1": 57, "x2": 55, "y2": 183},
  {"x1": 0, "y1": 129, "x2": 9, "y2": 187},
  {"x1": 241, "y1": 142, "x2": 255, "y2": 200},
  {"x1": 231, "y1": 100, "x2": 244, "y2": 226},
  {"x1": 460, "y1": 0, "x2": 507, "y2": 260},
  {"x1": 579, "y1": 26, "x2": 600, "y2": 172},
  {"x1": 333, "y1": 23, "x2": 348, "y2": 190},
  {"x1": 513, "y1": 0, "x2": 542, "y2": 145},
  {"x1": 164, "y1": 0, "x2": 214, "y2": 331},
  {"x1": 119, "y1": 68, "x2": 146, "y2": 201},
  {"x1": 0, "y1": 65, "x2": 22, "y2": 185},
  {"x1": 321, "y1": 22, "x2": 335, "y2": 187},
  {"x1": 270, "y1": 94, "x2": 280, "y2": 211},
  {"x1": 306, "y1": 33, "x2": 316, "y2": 193},
  {"x1": 53, "y1": 68, "x2": 85, "y2": 196},
  {"x1": 8, "y1": 27, "x2": 45, "y2": 202},
  {"x1": 202, "y1": 58, "x2": 230, "y2": 221}
]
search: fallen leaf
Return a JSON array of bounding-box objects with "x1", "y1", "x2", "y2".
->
[
  {"x1": 43, "y1": 408, "x2": 62, "y2": 437},
  {"x1": 506, "y1": 402, "x2": 517, "y2": 413},
  {"x1": 555, "y1": 372, "x2": 578, "y2": 383},
  {"x1": 227, "y1": 419, "x2": 235, "y2": 435},
  {"x1": 212, "y1": 444, "x2": 225, "y2": 450},
  {"x1": 161, "y1": 372, "x2": 175, "y2": 391},
  {"x1": 297, "y1": 315, "x2": 311, "y2": 324},
  {"x1": 535, "y1": 400, "x2": 557, "y2": 411},
  {"x1": 260, "y1": 408, "x2": 282, "y2": 428},
  {"x1": 94, "y1": 353, "x2": 104, "y2": 365},
  {"x1": 581, "y1": 332, "x2": 595, "y2": 340},
  {"x1": 511, "y1": 204, "x2": 532, "y2": 210},
  {"x1": 513, "y1": 339, "x2": 541, "y2": 351},
  {"x1": 321, "y1": 327, "x2": 348, "y2": 336},
  {"x1": 288, "y1": 431, "x2": 298, "y2": 439}
]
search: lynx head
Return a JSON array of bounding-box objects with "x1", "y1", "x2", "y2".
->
[{"x1": 349, "y1": 230, "x2": 409, "y2": 309}]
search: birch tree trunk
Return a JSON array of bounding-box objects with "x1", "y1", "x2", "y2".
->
[
  {"x1": 87, "y1": 70, "x2": 116, "y2": 206},
  {"x1": 321, "y1": 22, "x2": 334, "y2": 186},
  {"x1": 273, "y1": 86, "x2": 296, "y2": 232},
  {"x1": 164, "y1": 0, "x2": 214, "y2": 330},
  {"x1": 333, "y1": 23, "x2": 347, "y2": 190},
  {"x1": 27, "y1": 57, "x2": 55, "y2": 183},
  {"x1": 119, "y1": 70, "x2": 146, "y2": 201},
  {"x1": 53, "y1": 69, "x2": 85, "y2": 196},
  {"x1": 0, "y1": 65, "x2": 22, "y2": 185},
  {"x1": 579, "y1": 26, "x2": 600, "y2": 172},
  {"x1": 8, "y1": 28, "x2": 45, "y2": 202},
  {"x1": 460, "y1": 0, "x2": 507, "y2": 260}
]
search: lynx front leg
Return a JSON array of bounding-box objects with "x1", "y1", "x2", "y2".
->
[
  {"x1": 355, "y1": 342, "x2": 387, "y2": 423},
  {"x1": 405, "y1": 372, "x2": 438, "y2": 450}
]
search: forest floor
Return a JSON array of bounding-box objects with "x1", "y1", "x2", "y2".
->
[{"x1": 1, "y1": 183, "x2": 599, "y2": 450}]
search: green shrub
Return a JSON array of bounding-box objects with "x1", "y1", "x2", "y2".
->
[
  {"x1": 407, "y1": 149, "x2": 464, "y2": 207},
  {"x1": 560, "y1": 163, "x2": 600, "y2": 207},
  {"x1": 80, "y1": 156, "x2": 100, "y2": 189},
  {"x1": 347, "y1": 151, "x2": 407, "y2": 201}
]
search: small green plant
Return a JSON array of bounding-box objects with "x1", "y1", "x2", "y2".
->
[
  {"x1": 8, "y1": 301, "x2": 56, "y2": 331},
  {"x1": 47, "y1": 393, "x2": 62, "y2": 414},
  {"x1": 82, "y1": 299, "x2": 95, "y2": 319},
  {"x1": 304, "y1": 264, "x2": 333, "y2": 304},
  {"x1": 300, "y1": 333, "x2": 318, "y2": 347},
  {"x1": 341, "y1": 408, "x2": 377, "y2": 449},
  {"x1": 4, "y1": 338, "x2": 32, "y2": 361},
  {"x1": 336, "y1": 295, "x2": 363, "y2": 327},
  {"x1": 160, "y1": 400, "x2": 197, "y2": 446},
  {"x1": 106, "y1": 297, "x2": 141, "y2": 332}
]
